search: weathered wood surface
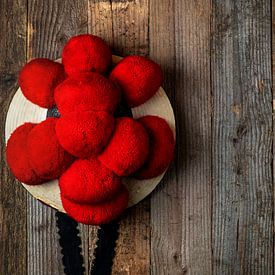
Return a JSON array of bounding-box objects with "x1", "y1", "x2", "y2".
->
[
  {"x1": 273, "y1": 0, "x2": 275, "y2": 272},
  {"x1": 212, "y1": 1, "x2": 273, "y2": 274},
  {"x1": 0, "y1": 0, "x2": 28, "y2": 274},
  {"x1": 150, "y1": 0, "x2": 213, "y2": 274},
  {"x1": 0, "y1": 0, "x2": 274, "y2": 274}
]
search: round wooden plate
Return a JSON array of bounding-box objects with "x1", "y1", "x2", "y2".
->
[{"x1": 5, "y1": 55, "x2": 176, "y2": 212}]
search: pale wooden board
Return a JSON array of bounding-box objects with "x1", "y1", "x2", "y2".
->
[
  {"x1": 149, "y1": 0, "x2": 212, "y2": 274},
  {"x1": 0, "y1": 0, "x2": 28, "y2": 274},
  {"x1": 5, "y1": 55, "x2": 176, "y2": 212}
]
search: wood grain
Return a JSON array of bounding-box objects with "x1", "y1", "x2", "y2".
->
[
  {"x1": 27, "y1": 0, "x2": 88, "y2": 60},
  {"x1": 273, "y1": 1, "x2": 275, "y2": 274},
  {"x1": 88, "y1": 0, "x2": 113, "y2": 47},
  {"x1": 212, "y1": 0, "x2": 273, "y2": 274},
  {"x1": 112, "y1": 205, "x2": 150, "y2": 275},
  {"x1": 149, "y1": 1, "x2": 181, "y2": 273},
  {"x1": 27, "y1": 0, "x2": 88, "y2": 274},
  {"x1": 1, "y1": 0, "x2": 274, "y2": 274},
  {"x1": 88, "y1": 1, "x2": 151, "y2": 274},
  {"x1": 176, "y1": 1, "x2": 213, "y2": 274},
  {"x1": 149, "y1": 0, "x2": 212, "y2": 274},
  {"x1": 0, "y1": 0, "x2": 28, "y2": 274}
]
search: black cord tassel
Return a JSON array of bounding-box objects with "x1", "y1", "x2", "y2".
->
[
  {"x1": 56, "y1": 212, "x2": 85, "y2": 275},
  {"x1": 91, "y1": 221, "x2": 120, "y2": 275}
]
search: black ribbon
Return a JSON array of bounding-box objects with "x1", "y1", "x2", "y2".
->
[
  {"x1": 90, "y1": 221, "x2": 120, "y2": 275},
  {"x1": 56, "y1": 212, "x2": 85, "y2": 275}
]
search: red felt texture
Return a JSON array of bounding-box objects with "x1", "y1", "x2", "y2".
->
[
  {"x1": 27, "y1": 118, "x2": 75, "y2": 180},
  {"x1": 110, "y1": 55, "x2": 163, "y2": 107},
  {"x1": 6, "y1": 123, "x2": 42, "y2": 185},
  {"x1": 7, "y1": 33, "x2": 174, "y2": 225},
  {"x1": 18, "y1": 58, "x2": 66, "y2": 108},
  {"x1": 54, "y1": 72, "x2": 120, "y2": 115},
  {"x1": 61, "y1": 185, "x2": 129, "y2": 225},
  {"x1": 62, "y1": 34, "x2": 112, "y2": 76},
  {"x1": 55, "y1": 110, "x2": 114, "y2": 159},
  {"x1": 59, "y1": 158, "x2": 122, "y2": 204},
  {"x1": 135, "y1": 116, "x2": 175, "y2": 179},
  {"x1": 99, "y1": 117, "x2": 149, "y2": 176}
]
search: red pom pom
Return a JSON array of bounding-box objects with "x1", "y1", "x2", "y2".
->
[
  {"x1": 99, "y1": 117, "x2": 149, "y2": 176},
  {"x1": 110, "y1": 56, "x2": 163, "y2": 107},
  {"x1": 59, "y1": 158, "x2": 122, "y2": 204},
  {"x1": 18, "y1": 58, "x2": 66, "y2": 108},
  {"x1": 6, "y1": 123, "x2": 42, "y2": 185},
  {"x1": 135, "y1": 116, "x2": 175, "y2": 179},
  {"x1": 27, "y1": 118, "x2": 74, "y2": 180},
  {"x1": 61, "y1": 185, "x2": 129, "y2": 225},
  {"x1": 55, "y1": 111, "x2": 114, "y2": 159},
  {"x1": 54, "y1": 72, "x2": 120, "y2": 115},
  {"x1": 62, "y1": 34, "x2": 112, "y2": 75}
]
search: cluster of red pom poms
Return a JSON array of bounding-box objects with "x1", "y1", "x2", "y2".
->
[{"x1": 6, "y1": 34, "x2": 175, "y2": 225}]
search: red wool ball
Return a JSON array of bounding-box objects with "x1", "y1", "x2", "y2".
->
[
  {"x1": 110, "y1": 55, "x2": 163, "y2": 107},
  {"x1": 55, "y1": 111, "x2": 114, "y2": 159},
  {"x1": 59, "y1": 158, "x2": 122, "y2": 204},
  {"x1": 99, "y1": 117, "x2": 149, "y2": 176},
  {"x1": 27, "y1": 118, "x2": 75, "y2": 180},
  {"x1": 54, "y1": 72, "x2": 120, "y2": 115},
  {"x1": 18, "y1": 58, "x2": 66, "y2": 108},
  {"x1": 6, "y1": 123, "x2": 42, "y2": 185},
  {"x1": 62, "y1": 34, "x2": 112, "y2": 75},
  {"x1": 61, "y1": 185, "x2": 129, "y2": 225},
  {"x1": 135, "y1": 116, "x2": 175, "y2": 179}
]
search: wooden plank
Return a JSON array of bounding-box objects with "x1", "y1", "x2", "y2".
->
[
  {"x1": 112, "y1": 205, "x2": 150, "y2": 274},
  {"x1": 212, "y1": 0, "x2": 273, "y2": 274},
  {"x1": 27, "y1": 196, "x2": 63, "y2": 274},
  {"x1": 108, "y1": 0, "x2": 149, "y2": 57},
  {"x1": 148, "y1": 1, "x2": 180, "y2": 273},
  {"x1": 174, "y1": 1, "x2": 213, "y2": 273},
  {"x1": 88, "y1": 1, "x2": 151, "y2": 274},
  {"x1": 0, "y1": 0, "x2": 28, "y2": 274},
  {"x1": 89, "y1": 0, "x2": 149, "y2": 56},
  {"x1": 27, "y1": 0, "x2": 88, "y2": 60},
  {"x1": 149, "y1": 0, "x2": 212, "y2": 274},
  {"x1": 88, "y1": 0, "x2": 113, "y2": 47},
  {"x1": 273, "y1": 1, "x2": 275, "y2": 274},
  {"x1": 26, "y1": 0, "x2": 89, "y2": 274}
]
